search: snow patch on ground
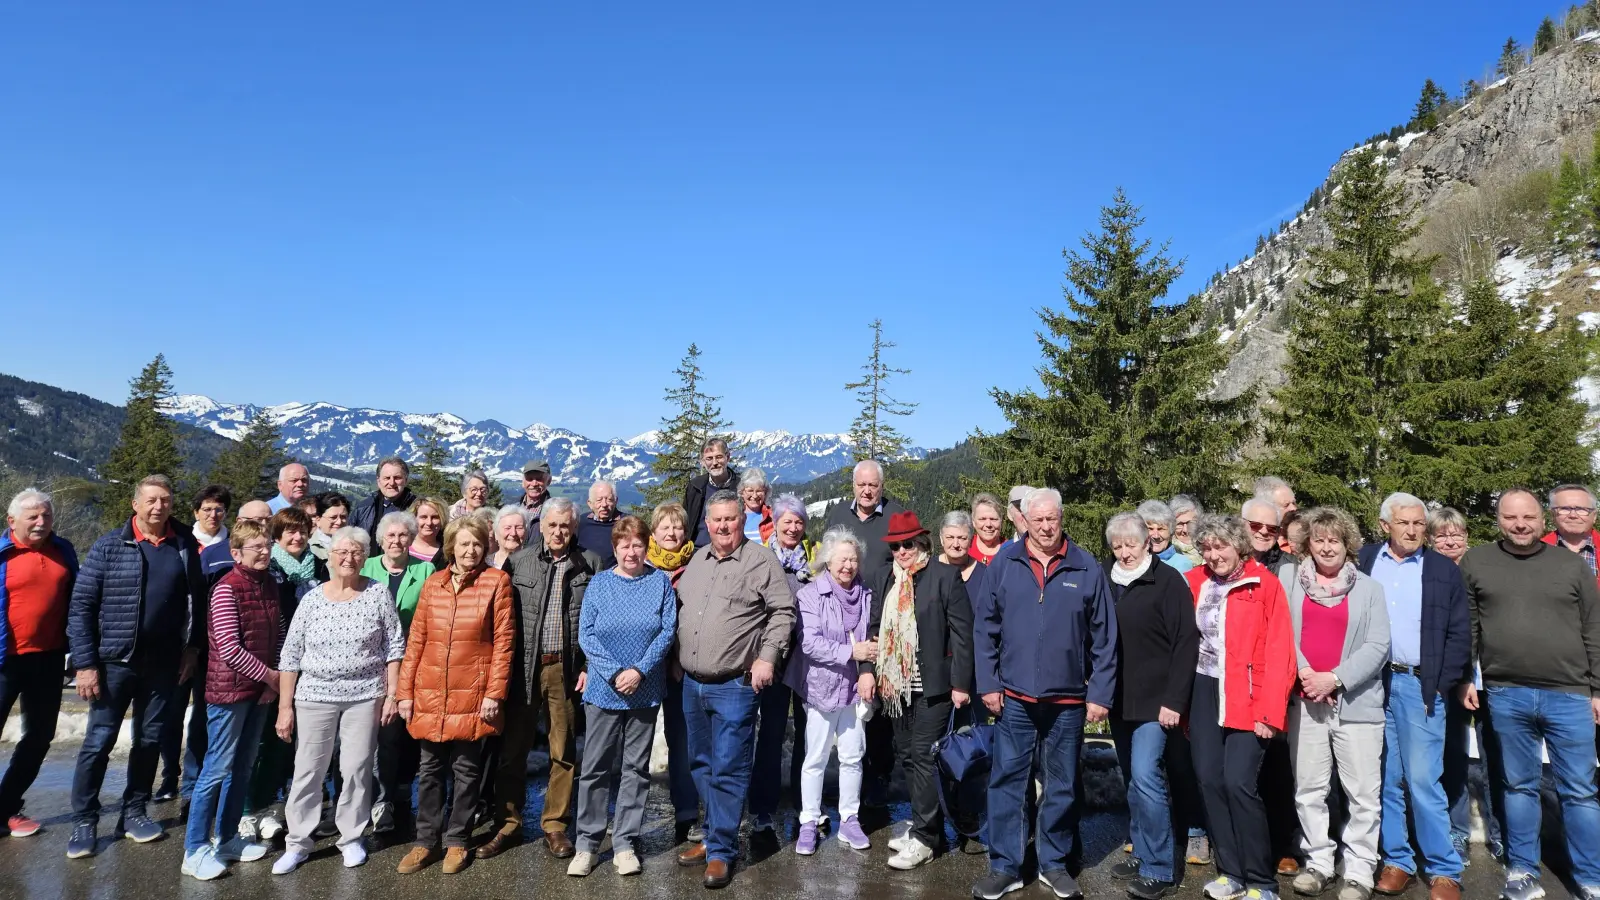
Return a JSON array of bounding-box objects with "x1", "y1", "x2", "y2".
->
[
  {"x1": 1395, "y1": 131, "x2": 1426, "y2": 152},
  {"x1": 1578, "y1": 312, "x2": 1600, "y2": 332},
  {"x1": 1538, "y1": 306, "x2": 1558, "y2": 331},
  {"x1": 1488, "y1": 76, "x2": 1510, "y2": 90},
  {"x1": 1495, "y1": 251, "x2": 1572, "y2": 306},
  {"x1": 14, "y1": 397, "x2": 43, "y2": 417},
  {"x1": 1577, "y1": 31, "x2": 1600, "y2": 44}
]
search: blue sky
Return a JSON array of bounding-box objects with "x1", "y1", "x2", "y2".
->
[{"x1": 1, "y1": 1, "x2": 1548, "y2": 448}]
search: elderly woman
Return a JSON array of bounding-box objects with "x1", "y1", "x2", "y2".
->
[
  {"x1": 395, "y1": 517, "x2": 514, "y2": 876},
  {"x1": 969, "y1": 493, "x2": 1007, "y2": 565},
  {"x1": 271, "y1": 527, "x2": 405, "y2": 875},
  {"x1": 739, "y1": 467, "x2": 774, "y2": 543},
  {"x1": 182, "y1": 521, "x2": 283, "y2": 881},
  {"x1": 359, "y1": 511, "x2": 436, "y2": 835},
  {"x1": 1102, "y1": 513, "x2": 1199, "y2": 898},
  {"x1": 568, "y1": 517, "x2": 677, "y2": 877},
  {"x1": 747, "y1": 493, "x2": 815, "y2": 841},
  {"x1": 1185, "y1": 514, "x2": 1296, "y2": 900},
  {"x1": 490, "y1": 506, "x2": 528, "y2": 569},
  {"x1": 866, "y1": 511, "x2": 975, "y2": 870},
  {"x1": 449, "y1": 470, "x2": 493, "y2": 521},
  {"x1": 646, "y1": 501, "x2": 703, "y2": 845},
  {"x1": 1282, "y1": 508, "x2": 1390, "y2": 900},
  {"x1": 410, "y1": 498, "x2": 448, "y2": 566},
  {"x1": 939, "y1": 511, "x2": 987, "y2": 586},
  {"x1": 270, "y1": 507, "x2": 328, "y2": 610},
  {"x1": 786, "y1": 527, "x2": 875, "y2": 856},
  {"x1": 1138, "y1": 499, "x2": 1195, "y2": 574},
  {"x1": 309, "y1": 492, "x2": 351, "y2": 562},
  {"x1": 1170, "y1": 495, "x2": 1205, "y2": 567},
  {"x1": 1428, "y1": 507, "x2": 1469, "y2": 565}
]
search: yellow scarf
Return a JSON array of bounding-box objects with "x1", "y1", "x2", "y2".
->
[{"x1": 647, "y1": 537, "x2": 695, "y2": 574}]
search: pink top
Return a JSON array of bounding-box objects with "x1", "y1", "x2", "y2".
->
[{"x1": 1299, "y1": 595, "x2": 1348, "y2": 677}]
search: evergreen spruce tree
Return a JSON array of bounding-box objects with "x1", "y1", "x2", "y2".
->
[
  {"x1": 972, "y1": 189, "x2": 1251, "y2": 554},
  {"x1": 1264, "y1": 149, "x2": 1448, "y2": 520},
  {"x1": 101, "y1": 354, "x2": 186, "y2": 527},
  {"x1": 1550, "y1": 153, "x2": 1588, "y2": 251},
  {"x1": 1411, "y1": 79, "x2": 1449, "y2": 130},
  {"x1": 1497, "y1": 37, "x2": 1525, "y2": 78},
  {"x1": 846, "y1": 319, "x2": 918, "y2": 469},
  {"x1": 1535, "y1": 16, "x2": 1560, "y2": 55},
  {"x1": 645, "y1": 344, "x2": 732, "y2": 507},
  {"x1": 205, "y1": 409, "x2": 288, "y2": 509},
  {"x1": 1398, "y1": 279, "x2": 1593, "y2": 537},
  {"x1": 410, "y1": 425, "x2": 458, "y2": 500}
]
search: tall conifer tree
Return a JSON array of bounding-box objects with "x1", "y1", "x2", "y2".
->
[
  {"x1": 410, "y1": 425, "x2": 458, "y2": 500},
  {"x1": 205, "y1": 408, "x2": 289, "y2": 508},
  {"x1": 102, "y1": 354, "x2": 185, "y2": 527},
  {"x1": 646, "y1": 344, "x2": 732, "y2": 507}
]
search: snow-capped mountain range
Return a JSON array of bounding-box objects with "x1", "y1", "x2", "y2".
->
[{"x1": 162, "y1": 394, "x2": 923, "y2": 487}]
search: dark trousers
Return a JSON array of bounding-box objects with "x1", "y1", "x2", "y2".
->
[
  {"x1": 244, "y1": 727, "x2": 294, "y2": 814},
  {"x1": 1190, "y1": 674, "x2": 1275, "y2": 891},
  {"x1": 1167, "y1": 726, "x2": 1209, "y2": 838},
  {"x1": 0, "y1": 650, "x2": 65, "y2": 819},
  {"x1": 1444, "y1": 698, "x2": 1504, "y2": 846},
  {"x1": 376, "y1": 715, "x2": 420, "y2": 817},
  {"x1": 864, "y1": 712, "x2": 896, "y2": 793},
  {"x1": 1261, "y1": 733, "x2": 1299, "y2": 860},
  {"x1": 415, "y1": 739, "x2": 484, "y2": 849},
  {"x1": 72, "y1": 656, "x2": 180, "y2": 825},
  {"x1": 158, "y1": 671, "x2": 206, "y2": 797},
  {"x1": 891, "y1": 692, "x2": 953, "y2": 847},
  {"x1": 749, "y1": 680, "x2": 806, "y2": 818},
  {"x1": 663, "y1": 675, "x2": 701, "y2": 822}
]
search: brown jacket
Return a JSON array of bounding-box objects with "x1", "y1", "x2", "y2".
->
[{"x1": 398, "y1": 565, "x2": 515, "y2": 742}]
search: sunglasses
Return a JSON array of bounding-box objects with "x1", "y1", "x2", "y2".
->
[
  {"x1": 1246, "y1": 520, "x2": 1281, "y2": 536},
  {"x1": 887, "y1": 540, "x2": 918, "y2": 552}
]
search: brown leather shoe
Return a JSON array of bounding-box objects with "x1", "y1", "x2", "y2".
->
[
  {"x1": 397, "y1": 846, "x2": 441, "y2": 874},
  {"x1": 1277, "y1": 856, "x2": 1301, "y2": 876},
  {"x1": 441, "y1": 847, "x2": 470, "y2": 874},
  {"x1": 1375, "y1": 866, "x2": 1415, "y2": 895},
  {"x1": 544, "y1": 830, "x2": 575, "y2": 859},
  {"x1": 1429, "y1": 877, "x2": 1462, "y2": 900},
  {"x1": 703, "y1": 858, "x2": 732, "y2": 889},
  {"x1": 476, "y1": 830, "x2": 521, "y2": 859},
  {"x1": 677, "y1": 842, "x2": 708, "y2": 867}
]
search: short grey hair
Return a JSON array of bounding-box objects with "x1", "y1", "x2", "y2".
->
[
  {"x1": 706, "y1": 489, "x2": 741, "y2": 515},
  {"x1": 853, "y1": 459, "x2": 884, "y2": 484},
  {"x1": 377, "y1": 456, "x2": 410, "y2": 477},
  {"x1": 739, "y1": 467, "x2": 769, "y2": 493},
  {"x1": 1241, "y1": 496, "x2": 1281, "y2": 524},
  {"x1": 542, "y1": 496, "x2": 578, "y2": 521},
  {"x1": 971, "y1": 492, "x2": 1003, "y2": 520},
  {"x1": 1105, "y1": 512, "x2": 1149, "y2": 547},
  {"x1": 460, "y1": 468, "x2": 489, "y2": 495},
  {"x1": 136, "y1": 474, "x2": 174, "y2": 496},
  {"x1": 940, "y1": 510, "x2": 973, "y2": 535},
  {"x1": 1427, "y1": 507, "x2": 1468, "y2": 537},
  {"x1": 587, "y1": 479, "x2": 616, "y2": 499},
  {"x1": 1022, "y1": 487, "x2": 1062, "y2": 516},
  {"x1": 1549, "y1": 483, "x2": 1598, "y2": 508},
  {"x1": 1194, "y1": 514, "x2": 1253, "y2": 558},
  {"x1": 701, "y1": 437, "x2": 729, "y2": 456},
  {"x1": 1135, "y1": 499, "x2": 1176, "y2": 531},
  {"x1": 495, "y1": 505, "x2": 530, "y2": 529},
  {"x1": 814, "y1": 525, "x2": 866, "y2": 575},
  {"x1": 1379, "y1": 492, "x2": 1427, "y2": 522},
  {"x1": 7, "y1": 488, "x2": 51, "y2": 519},
  {"x1": 1169, "y1": 494, "x2": 1203, "y2": 518},
  {"x1": 1253, "y1": 476, "x2": 1293, "y2": 498},
  {"x1": 376, "y1": 510, "x2": 419, "y2": 543},
  {"x1": 329, "y1": 525, "x2": 372, "y2": 557}
]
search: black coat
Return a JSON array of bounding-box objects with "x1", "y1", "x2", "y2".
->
[
  {"x1": 683, "y1": 469, "x2": 740, "y2": 548},
  {"x1": 822, "y1": 496, "x2": 907, "y2": 589},
  {"x1": 1103, "y1": 557, "x2": 1199, "y2": 722},
  {"x1": 860, "y1": 559, "x2": 974, "y2": 698}
]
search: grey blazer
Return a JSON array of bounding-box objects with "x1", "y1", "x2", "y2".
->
[{"x1": 1283, "y1": 564, "x2": 1391, "y2": 724}]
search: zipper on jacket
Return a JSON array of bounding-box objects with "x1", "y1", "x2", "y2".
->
[{"x1": 1247, "y1": 663, "x2": 1255, "y2": 698}]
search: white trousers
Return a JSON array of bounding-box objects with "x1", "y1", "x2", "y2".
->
[
  {"x1": 1289, "y1": 697, "x2": 1385, "y2": 888},
  {"x1": 799, "y1": 703, "x2": 866, "y2": 825}
]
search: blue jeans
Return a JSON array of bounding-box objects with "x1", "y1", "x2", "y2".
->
[
  {"x1": 71, "y1": 657, "x2": 180, "y2": 825},
  {"x1": 1487, "y1": 685, "x2": 1600, "y2": 886},
  {"x1": 184, "y1": 700, "x2": 269, "y2": 852},
  {"x1": 988, "y1": 698, "x2": 1085, "y2": 878},
  {"x1": 682, "y1": 674, "x2": 759, "y2": 864},
  {"x1": 663, "y1": 676, "x2": 701, "y2": 823},
  {"x1": 1380, "y1": 672, "x2": 1462, "y2": 878},
  {"x1": 1111, "y1": 718, "x2": 1178, "y2": 882}
]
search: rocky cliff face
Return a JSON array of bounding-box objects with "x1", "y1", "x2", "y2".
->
[{"x1": 1205, "y1": 37, "x2": 1600, "y2": 402}]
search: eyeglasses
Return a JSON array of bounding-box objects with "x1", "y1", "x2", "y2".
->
[
  {"x1": 239, "y1": 544, "x2": 272, "y2": 556},
  {"x1": 1554, "y1": 506, "x2": 1596, "y2": 516},
  {"x1": 330, "y1": 549, "x2": 364, "y2": 559},
  {"x1": 887, "y1": 541, "x2": 917, "y2": 552},
  {"x1": 1432, "y1": 531, "x2": 1467, "y2": 543},
  {"x1": 1246, "y1": 520, "x2": 1281, "y2": 536}
]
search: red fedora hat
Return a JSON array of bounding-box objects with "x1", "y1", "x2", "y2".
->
[{"x1": 883, "y1": 511, "x2": 929, "y2": 543}]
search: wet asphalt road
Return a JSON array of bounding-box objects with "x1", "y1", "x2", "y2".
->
[{"x1": 0, "y1": 749, "x2": 1575, "y2": 900}]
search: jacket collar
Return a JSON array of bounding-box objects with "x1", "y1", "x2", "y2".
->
[{"x1": 1543, "y1": 529, "x2": 1600, "y2": 551}]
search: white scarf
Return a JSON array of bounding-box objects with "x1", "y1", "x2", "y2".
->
[
  {"x1": 193, "y1": 523, "x2": 227, "y2": 549},
  {"x1": 1110, "y1": 554, "x2": 1152, "y2": 587}
]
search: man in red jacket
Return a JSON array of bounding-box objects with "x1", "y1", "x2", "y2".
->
[{"x1": 1543, "y1": 484, "x2": 1600, "y2": 588}]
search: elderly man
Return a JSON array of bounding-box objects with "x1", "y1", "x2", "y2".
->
[
  {"x1": 1544, "y1": 484, "x2": 1600, "y2": 588},
  {"x1": 200, "y1": 500, "x2": 273, "y2": 583},
  {"x1": 684, "y1": 439, "x2": 740, "y2": 548},
  {"x1": 1243, "y1": 495, "x2": 1295, "y2": 576},
  {"x1": 576, "y1": 480, "x2": 620, "y2": 570},
  {"x1": 479, "y1": 497, "x2": 599, "y2": 861},
  {"x1": 823, "y1": 460, "x2": 906, "y2": 588},
  {"x1": 1007, "y1": 485, "x2": 1033, "y2": 540},
  {"x1": 1255, "y1": 476, "x2": 1298, "y2": 516},
  {"x1": 520, "y1": 460, "x2": 552, "y2": 523},
  {"x1": 1358, "y1": 493, "x2": 1470, "y2": 900},
  {"x1": 1461, "y1": 489, "x2": 1600, "y2": 900},
  {"x1": 674, "y1": 490, "x2": 795, "y2": 889},
  {"x1": 973, "y1": 488, "x2": 1118, "y2": 900},
  {"x1": 0, "y1": 489, "x2": 79, "y2": 837},
  {"x1": 267, "y1": 463, "x2": 310, "y2": 513},
  {"x1": 67, "y1": 475, "x2": 208, "y2": 859},
  {"x1": 349, "y1": 457, "x2": 416, "y2": 550}
]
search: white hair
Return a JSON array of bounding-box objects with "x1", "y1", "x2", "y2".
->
[
  {"x1": 853, "y1": 459, "x2": 884, "y2": 483},
  {"x1": 7, "y1": 488, "x2": 52, "y2": 519},
  {"x1": 1379, "y1": 492, "x2": 1427, "y2": 522},
  {"x1": 1549, "y1": 483, "x2": 1598, "y2": 508},
  {"x1": 1169, "y1": 494, "x2": 1203, "y2": 518},
  {"x1": 739, "y1": 467, "x2": 769, "y2": 492},
  {"x1": 1253, "y1": 476, "x2": 1292, "y2": 498},
  {"x1": 940, "y1": 510, "x2": 973, "y2": 535},
  {"x1": 1105, "y1": 512, "x2": 1149, "y2": 547},
  {"x1": 814, "y1": 525, "x2": 865, "y2": 574},
  {"x1": 1022, "y1": 487, "x2": 1062, "y2": 516},
  {"x1": 495, "y1": 505, "x2": 530, "y2": 529},
  {"x1": 1135, "y1": 499, "x2": 1176, "y2": 530},
  {"x1": 376, "y1": 510, "x2": 418, "y2": 543},
  {"x1": 460, "y1": 468, "x2": 489, "y2": 495},
  {"x1": 1241, "y1": 496, "x2": 1281, "y2": 524},
  {"x1": 329, "y1": 525, "x2": 371, "y2": 557},
  {"x1": 543, "y1": 496, "x2": 578, "y2": 521},
  {"x1": 588, "y1": 479, "x2": 616, "y2": 499}
]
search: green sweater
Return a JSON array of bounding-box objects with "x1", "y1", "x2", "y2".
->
[
  {"x1": 1461, "y1": 540, "x2": 1600, "y2": 695},
  {"x1": 359, "y1": 556, "x2": 435, "y2": 629}
]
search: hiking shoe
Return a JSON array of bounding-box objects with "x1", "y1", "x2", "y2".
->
[
  {"x1": 887, "y1": 836, "x2": 934, "y2": 870},
  {"x1": 120, "y1": 815, "x2": 165, "y2": 843},
  {"x1": 1451, "y1": 833, "x2": 1469, "y2": 868},
  {"x1": 1293, "y1": 869, "x2": 1331, "y2": 895},
  {"x1": 154, "y1": 782, "x2": 180, "y2": 803},
  {"x1": 215, "y1": 836, "x2": 269, "y2": 862},
  {"x1": 1336, "y1": 881, "x2": 1371, "y2": 900},
  {"x1": 1112, "y1": 857, "x2": 1143, "y2": 880},
  {"x1": 1576, "y1": 887, "x2": 1600, "y2": 900},
  {"x1": 1129, "y1": 877, "x2": 1179, "y2": 900},
  {"x1": 259, "y1": 812, "x2": 286, "y2": 841},
  {"x1": 441, "y1": 847, "x2": 469, "y2": 874},
  {"x1": 838, "y1": 816, "x2": 870, "y2": 850},
  {"x1": 342, "y1": 842, "x2": 368, "y2": 868},
  {"x1": 66, "y1": 822, "x2": 97, "y2": 858},
  {"x1": 887, "y1": 820, "x2": 913, "y2": 852},
  {"x1": 1039, "y1": 869, "x2": 1084, "y2": 899},
  {"x1": 973, "y1": 872, "x2": 1025, "y2": 900},
  {"x1": 960, "y1": 835, "x2": 989, "y2": 855},
  {"x1": 1502, "y1": 872, "x2": 1546, "y2": 900},
  {"x1": 1204, "y1": 876, "x2": 1247, "y2": 900},
  {"x1": 397, "y1": 845, "x2": 441, "y2": 874},
  {"x1": 6, "y1": 814, "x2": 41, "y2": 837},
  {"x1": 795, "y1": 822, "x2": 818, "y2": 856},
  {"x1": 614, "y1": 848, "x2": 641, "y2": 875},
  {"x1": 272, "y1": 849, "x2": 308, "y2": 875},
  {"x1": 181, "y1": 845, "x2": 226, "y2": 881},
  {"x1": 1186, "y1": 833, "x2": 1212, "y2": 865},
  {"x1": 567, "y1": 850, "x2": 597, "y2": 876},
  {"x1": 236, "y1": 814, "x2": 260, "y2": 841},
  {"x1": 1246, "y1": 890, "x2": 1282, "y2": 900}
]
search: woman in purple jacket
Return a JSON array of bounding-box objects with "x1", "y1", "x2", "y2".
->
[{"x1": 785, "y1": 526, "x2": 878, "y2": 856}]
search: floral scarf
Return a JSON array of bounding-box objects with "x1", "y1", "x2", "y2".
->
[
  {"x1": 877, "y1": 551, "x2": 927, "y2": 717},
  {"x1": 647, "y1": 537, "x2": 695, "y2": 575},
  {"x1": 271, "y1": 542, "x2": 318, "y2": 584},
  {"x1": 1298, "y1": 559, "x2": 1357, "y2": 607},
  {"x1": 769, "y1": 540, "x2": 813, "y2": 586}
]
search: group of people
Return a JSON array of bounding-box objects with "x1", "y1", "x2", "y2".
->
[{"x1": 2, "y1": 444, "x2": 1599, "y2": 900}]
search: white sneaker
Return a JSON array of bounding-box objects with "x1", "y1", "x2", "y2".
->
[
  {"x1": 181, "y1": 846, "x2": 227, "y2": 881},
  {"x1": 342, "y1": 842, "x2": 368, "y2": 868},
  {"x1": 887, "y1": 836, "x2": 934, "y2": 870},
  {"x1": 258, "y1": 813, "x2": 286, "y2": 841},
  {"x1": 567, "y1": 850, "x2": 597, "y2": 876},
  {"x1": 215, "y1": 836, "x2": 270, "y2": 862},
  {"x1": 237, "y1": 814, "x2": 260, "y2": 841},
  {"x1": 887, "y1": 820, "x2": 913, "y2": 853},
  {"x1": 614, "y1": 849, "x2": 641, "y2": 875},
  {"x1": 272, "y1": 849, "x2": 309, "y2": 875}
]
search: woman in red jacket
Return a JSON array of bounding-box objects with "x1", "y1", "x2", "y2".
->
[{"x1": 1184, "y1": 514, "x2": 1296, "y2": 900}]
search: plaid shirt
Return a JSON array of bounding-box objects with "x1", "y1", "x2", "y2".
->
[{"x1": 540, "y1": 554, "x2": 572, "y2": 655}]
